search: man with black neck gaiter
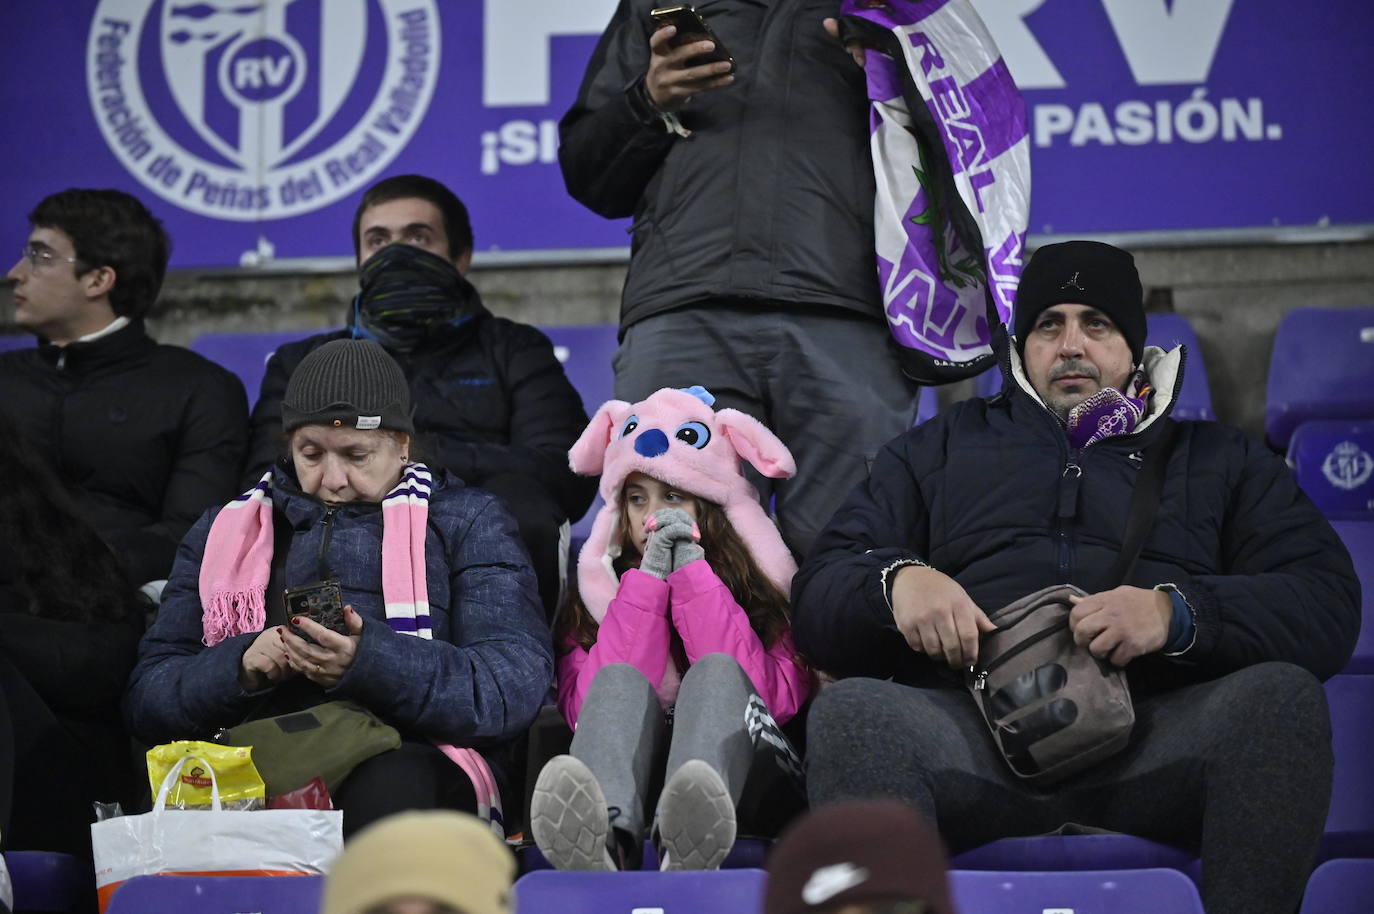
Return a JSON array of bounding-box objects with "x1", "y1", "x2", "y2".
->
[{"x1": 245, "y1": 174, "x2": 596, "y2": 619}]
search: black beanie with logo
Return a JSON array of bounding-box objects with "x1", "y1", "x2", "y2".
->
[
  {"x1": 1013, "y1": 240, "x2": 1147, "y2": 366},
  {"x1": 281, "y1": 338, "x2": 414, "y2": 435}
]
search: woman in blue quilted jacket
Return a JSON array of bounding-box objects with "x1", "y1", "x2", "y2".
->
[{"x1": 126, "y1": 339, "x2": 553, "y2": 835}]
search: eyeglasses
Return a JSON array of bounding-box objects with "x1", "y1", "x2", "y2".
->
[{"x1": 19, "y1": 244, "x2": 80, "y2": 271}]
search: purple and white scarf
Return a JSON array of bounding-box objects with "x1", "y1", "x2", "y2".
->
[
  {"x1": 844, "y1": 0, "x2": 1031, "y2": 383},
  {"x1": 1065, "y1": 368, "x2": 1155, "y2": 449}
]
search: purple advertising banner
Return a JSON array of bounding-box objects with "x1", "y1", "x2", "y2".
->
[{"x1": 1, "y1": 0, "x2": 1371, "y2": 268}]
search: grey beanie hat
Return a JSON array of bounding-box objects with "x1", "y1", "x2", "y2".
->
[{"x1": 281, "y1": 338, "x2": 414, "y2": 434}]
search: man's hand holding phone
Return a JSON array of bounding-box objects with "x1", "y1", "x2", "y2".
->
[{"x1": 646, "y1": 14, "x2": 735, "y2": 112}]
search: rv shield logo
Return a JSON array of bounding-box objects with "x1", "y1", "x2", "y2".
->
[
  {"x1": 88, "y1": 0, "x2": 441, "y2": 221},
  {"x1": 1322, "y1": 441, "x2": 1374, "y2": 492}
]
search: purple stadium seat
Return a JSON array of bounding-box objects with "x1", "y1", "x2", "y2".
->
[
  {"x1": 513, "y1": 868, "x2": 766, "y2": 914},
  {"x1": 0, "y1": 334, "x2": 33, "y2": 353},
  {"x1": 540, "y1": 324, "x2": 619, "y2": 415},
  {"x1": 1288, "y1": 421, "x2": 1374, "y2": 520},
  {"x1": 949, "y1": 867, "x2": 1204, "y2": 914},
  {"x1": 520, "y1": 838, "x2": 768, "y2": 874},
  {"x1": 1321, "y1": 675, "x2": 1374, "y2": 861},
  {"x1": 188, "y1": 329, "x2": 323, "y2": 403},
  {"x1": 914, "y1": 365, "x2": 1001, "y2": 426},
  {"x1": 1266, "y1": 307, "x2": 1374, "y2": 450},
  {"x1": 952, "y1": 833, "x2": 1200, "y2": 887},
  {"x1": 1300, "y1": 858, "x2": 1374, "y2": 914},
  {"x1": 1147, "y1": 313, "x2": 1215, "y2": 421},
  {"x1": 1332, "y1": 521, "x2": 1374, "y2": 674},
  {"x1": 105, "y1": 874, "x2": 323, "y2": 914},
  {"x1": 3, "y1": 851, "x2": 85, "y2": 912}
]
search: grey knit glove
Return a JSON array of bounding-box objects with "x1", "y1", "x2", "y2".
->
[
  {"x1": 639, "y1": 508, "x2": 698, "y2": 580},
  {"x1": 671, "y1": 530, "x2": 705, "y2": 572}
]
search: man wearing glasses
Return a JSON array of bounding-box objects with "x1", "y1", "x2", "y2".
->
[{"x1": 2, "y1": 188, "x2": 248, "y2": 588}]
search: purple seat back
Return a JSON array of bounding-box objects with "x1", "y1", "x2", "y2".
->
[
  {"x1": 189, "y1": 330, "x2": 322, "y2": 403},
  {"x1": 1332, "y1": 521, "x2": 1374, "y2": 674},
  {"x1": 1323, "y1": 675, "x2": 1374, "y2": 854},
  {"x1": 1288, "y1": 421, "x2": 1374, "y2": 520},
  {"x1": 1300, "y1": 858, "x2": 1374, "y2": 914},
  {"x1": 1266, "y1": 307, "x2": 1374, "y2": 449},
  {"x1": 950, "y1": 867, "x2": 1204, "y2": 914},
  {"x1": 513, "y1": 868, "x2": 766, "y2": 913},
  {"x1": 0, "y1": 334, "x2": 33, "y2": 353},
  {"x1": 1147, "y1": 314, "x2": 1215, "y2": 421},
  {"x1": 105, "y1": 874, "x2": 324, "y2": 914},
  {"x1": 3, "y1": 851, "x2": 85, "y2": 912},
  {"x1": 952, "y1": 833, "x2": 1200, "y2": 886},
  {"x1": 540, "y1": 324, "x2": 619, "y2": 416}
]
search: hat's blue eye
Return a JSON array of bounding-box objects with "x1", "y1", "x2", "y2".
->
[
  {"x1": 620, "y1": 416, "x2": 639, "y2": 438},
  {"x1": 674, "y1": 421, "x2": 710, "y2": 449}
]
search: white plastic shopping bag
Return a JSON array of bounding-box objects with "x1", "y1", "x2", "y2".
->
[{"x1": 91, "y1": 755, "x2": 342, "y2": 911}]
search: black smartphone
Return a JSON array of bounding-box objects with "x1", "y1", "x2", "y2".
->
[
  {"x1": 650, "y1": 5, "x2": 733, "y2": 68},
  {"x1": 284, "y1": 580, "x2": 346, "y2": 644}
]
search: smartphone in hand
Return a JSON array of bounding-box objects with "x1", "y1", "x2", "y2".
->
[
  {"x1": 284, "y1": 580, "x2": 347, "y2": 644},
  {"x1": 650, "y1": 5, "x2": 733, "y2": 69}
]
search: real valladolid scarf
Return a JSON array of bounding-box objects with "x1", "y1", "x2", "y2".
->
[{"x1": 845, "y1": 0, "x2": 1031, "y2": 384}]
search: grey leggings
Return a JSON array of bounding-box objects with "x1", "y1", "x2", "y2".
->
[
  {"x1": 805, "y1": 661, "x2": 1332, "y2": 914},
  {"x1": 571, "y1": 653, "x2": 796, "y2": 841}
]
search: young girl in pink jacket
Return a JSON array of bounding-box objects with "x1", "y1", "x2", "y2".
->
[{"x1": 530, "y1": 386, "x2": 811, "y2": 872}]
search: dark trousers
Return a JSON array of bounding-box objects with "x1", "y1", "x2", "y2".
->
[
  {"x1": 614, "y1": 306, "x2": 920, "y2": 560},
  {"x1": 805, "y1": 662, "x2": 1333, "y2": 914},
  {"x1": 332, "y1": 741, "x2": 479, "y2": 838}
]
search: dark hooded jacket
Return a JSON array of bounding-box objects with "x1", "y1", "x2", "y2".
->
[
  {"x1": 792, "y1": 345, "x2": 1361, "y2": 692},
  {"x1": 243, "y1": 284, "x2": 596, "y2": 524},
  {"x1": 560, "y1": 0, "x2": 882, "y2": 329},
  {"x1": 0, "y1": 319, "x2": 248, "y2": 584}
]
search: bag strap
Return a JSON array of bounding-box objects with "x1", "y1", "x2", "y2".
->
[{"x1": 1101, "y1": 421, "x2": 1177, "y2": 590}]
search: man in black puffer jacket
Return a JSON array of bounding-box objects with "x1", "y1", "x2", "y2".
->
[
  {"x1": 793, "y1": 242, "x2": 1360, "y2": 914},
  {"x1": 562, "y1": 1, "x2": 920, "y2": 560},
  {"x1": 245, "y1": 175, "x2": 595, "y2": 616},
  {"x1": 2, "y1": 188, "x2": 248, "y2": 587}
]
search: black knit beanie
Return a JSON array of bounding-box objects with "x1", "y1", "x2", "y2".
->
[
  {"x1": 1014, "y1": 240, "x2": 1146, "y2": 365},
  {"x1": 281, "y1": 338, "x2": 414, "y2": 434}
]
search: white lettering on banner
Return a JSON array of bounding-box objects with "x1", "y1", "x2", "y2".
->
[
  {"x1": 1100, "y1": 0, "x2": 1235, "y2": 86},
  {"x1": 970, "y1": 0, "x2": 1234, "y2": 89},
  {"x1": 480, "y1": 120, "x2": 560, "y2": 175},
  {"x1": 1033, "y1": 91, "x2": 1283, "y2": 148},
  {"x1": 481, "y1": 0, "x2": 1239, "y2": 114},
  {"x1": 86, "y1": 1, "x2": 440, "y2": 221},
  {"x1": 483, "y1": 0, "x2": 618, "y2": 107},
  {"x1": 968, "y1": 0, "x2": 1065, "y2": 89}
]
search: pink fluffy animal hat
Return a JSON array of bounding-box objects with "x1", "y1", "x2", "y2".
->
[{"x1": 568, "y1": 386, "x2": 798, "y2": 622}]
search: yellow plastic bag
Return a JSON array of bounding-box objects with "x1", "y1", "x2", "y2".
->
[{"x1": 146, "y1": 740, "x2": 266, "y2": 810}]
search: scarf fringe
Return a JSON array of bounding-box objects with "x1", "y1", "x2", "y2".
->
[{"x1": 202, "y1": 588, "x2": 266, "y2": 647}]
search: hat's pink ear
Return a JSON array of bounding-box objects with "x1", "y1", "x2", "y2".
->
[
  {"x1": 569, "y1": 400, "x2": 629, "y2": 475},
  {"x1": 716, "y1": 409, "x2": 796, "y2": 479}
]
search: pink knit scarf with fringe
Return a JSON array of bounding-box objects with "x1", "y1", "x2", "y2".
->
[{"x1": 198, "y1": 464, "x2": 434, "y2": 645}]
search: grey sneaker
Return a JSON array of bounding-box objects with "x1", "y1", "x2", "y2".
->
[
  {"x1": 530, "y1": 755, "x2": 617, "y2": 871},
  {"x1": 654, "y1": 759, "x2": 736, "y2": 870}
]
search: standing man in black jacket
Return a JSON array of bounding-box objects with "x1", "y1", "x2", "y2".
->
[
  {"x1": 245, "y1": 175, "x2": 595, "y2": 616},
  {"x1": 562, "y1": 1, "x2": 920, "y2": 560},
  {"x1": 791, "y1": 242, "x2": 1361, "y2": 914},
  {"x1": 2, "y1": 188, "x2": 249, "y2": 588}
]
